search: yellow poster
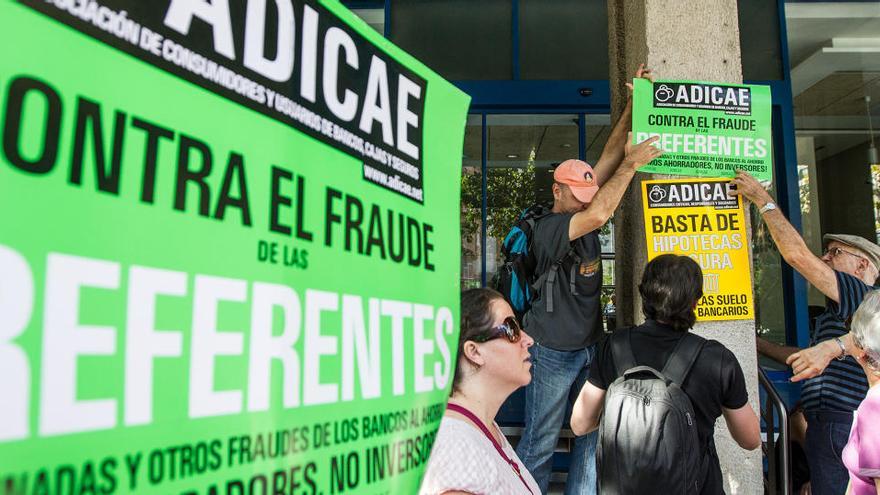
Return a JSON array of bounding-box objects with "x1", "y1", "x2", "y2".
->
[{"x1": 641, "y1": 178, "x2": 754, "y2": 321}]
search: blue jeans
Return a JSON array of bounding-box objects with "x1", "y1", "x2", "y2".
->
[
  {"x1": 516, "y1": 343, "x2": 598, "y2": 495},
  {"x1": 804, "y1": 411, "x2": 853, "y2": 495}
]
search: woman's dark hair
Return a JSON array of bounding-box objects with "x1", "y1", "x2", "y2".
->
[
  {"x1": 639, "y1": 254, "x2": 703, "y2": 332},
  {"x1": 453, "y1": 287, "x2": 506, "y2": 393}
]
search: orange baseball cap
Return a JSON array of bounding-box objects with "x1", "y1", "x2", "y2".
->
[{"x1": 553, "y1": 159, "x2": 599, "y2": 203}]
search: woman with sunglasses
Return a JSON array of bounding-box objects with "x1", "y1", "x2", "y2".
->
[
  {"x1": 842, "y1": 290, "x2": 880, "y2": 495},
  {"x1": 420, "y1": 288, "x2": 539, "y2": 495}
]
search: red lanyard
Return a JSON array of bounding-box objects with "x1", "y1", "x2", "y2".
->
[{"x1": 445, "y1": 403, "x2": 534, "y2": 494}]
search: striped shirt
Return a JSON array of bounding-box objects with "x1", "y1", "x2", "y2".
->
[{"x1": 801, "y1": 271, "x2": 875, "y2": 413}]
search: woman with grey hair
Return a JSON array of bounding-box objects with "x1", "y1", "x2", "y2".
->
[{"x1": 842, "y1": 290, "x2": 880, "y2": 494}]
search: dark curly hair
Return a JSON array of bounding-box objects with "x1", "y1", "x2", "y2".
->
[
  {"x1": 639, "y1": 254, "x2": 703, "y2": 332},
  {"x1": 453, "y1": 287, "x2": 506, "y2": 393}
]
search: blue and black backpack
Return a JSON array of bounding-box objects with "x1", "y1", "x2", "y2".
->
[{"x1": 494, "y1": 204, "x2": 552, "y2": 320}]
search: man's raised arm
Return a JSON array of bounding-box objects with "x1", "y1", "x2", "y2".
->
[
  {"x1": 729, "y1": 169, "x2": 844, "y2": 382},
  {"x1": 594, "y1": 64, "x2": 653, "y2": 186},
  {"x1": 568, "y1": 135, "x2": 661, "y2": 241},
  {"x1": 729, "y1": 170, "x2": 840, "y2": 302}
]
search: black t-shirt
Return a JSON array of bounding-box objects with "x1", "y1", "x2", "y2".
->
[
  {"x1": 588, "y1": 321, "x2": 749, "y2": 494},
  {"x1": 523, "y1": 212, "x2": 602, "y2": 350}
]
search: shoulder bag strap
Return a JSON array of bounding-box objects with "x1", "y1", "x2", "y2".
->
[{"x1": 446, "y1": 403, "x2": 534, "y2": 494}]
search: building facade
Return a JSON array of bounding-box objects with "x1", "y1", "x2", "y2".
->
[{"x1": 348, "y1": 0, "x2": 880, "y2": 488}]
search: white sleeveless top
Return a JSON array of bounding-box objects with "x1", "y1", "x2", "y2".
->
[{"x1": 419, "y1": 417, "x2": 540, "y2": 495}]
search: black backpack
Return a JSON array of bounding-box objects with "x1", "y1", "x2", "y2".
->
[
  {"x1": 495, "y1": 204, "x2": 579, "y2": 321},
  {"x1": 597, "y1": 330, "x2": 708, "y2": 494}
]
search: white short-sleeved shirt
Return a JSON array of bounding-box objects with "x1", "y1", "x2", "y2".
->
[{"x1": 419, "y1": 417, "x2": 539, "y2": 495}]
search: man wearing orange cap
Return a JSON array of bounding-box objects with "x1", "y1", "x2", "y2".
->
[{"x1": 515, "y1": 65, "x2": 662, "y2": 495}]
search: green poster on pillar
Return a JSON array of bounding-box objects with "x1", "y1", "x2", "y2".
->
[
  {"x1": 0, "y1": 1, "x2": 470, "y2": 494},
  {"x1": 632, "y1": 78, "x2": 773, "y2": 181}
]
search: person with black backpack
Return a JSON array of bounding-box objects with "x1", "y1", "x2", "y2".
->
[{"x1": 571, "y1": 254, "x2": 760, "y2": 494}]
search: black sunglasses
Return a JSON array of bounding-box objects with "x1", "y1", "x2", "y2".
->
[{"x1": 472, "y1": 316, "x2": 523, "y2": 343}]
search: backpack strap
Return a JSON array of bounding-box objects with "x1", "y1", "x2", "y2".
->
[
  {"x1": 524, "y1": 216, "x2": 539, "y2": 232},
  {"x1": 568, "y1": 252, "x2": 582, "y2": 296},
  {"x1": 609, "y1": 329, "x2": 638, "y2": 377},
  {"x1": 660, "y1": 333, "x2": 705, "y2": 386},
  {"x1": 530, "y1": 247, "x2": 576, "y2": 313}
]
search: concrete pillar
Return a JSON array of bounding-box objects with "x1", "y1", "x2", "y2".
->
[{"x1": 608, "y1": 1, "x2": 763, "y2": 493}]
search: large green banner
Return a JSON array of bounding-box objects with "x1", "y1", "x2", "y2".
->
[
  {"x1": 632, "y1": 79, "x2": 772, "y2": 180},
  {"x1": 0, "y1": 1, "x2": 469, "y2": 493}
]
